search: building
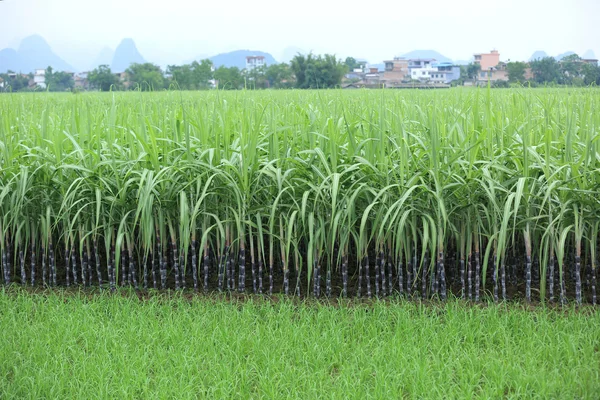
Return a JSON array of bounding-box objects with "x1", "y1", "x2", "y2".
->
[
  {"x1": 408, "y1": 59, "x2": 437, "y2": 82},
  {"x1": 473, "y1": 50, "x2": 500, "y2": 71},
  {"x1": 74, "y1": 72, "x2": 89, "y2": 90},
  {"x1": 429, "y1": 62, "x2": 461, "y2": 84},
  {"x1": 382, "y1": 57, "x2": 410, "y2": 85},
  {"x1": 246, "y1": 55, "x2": 266, "y2": 71},
  {"x1": 34, "y1": 69, "x2": 46, "y2": 89}
]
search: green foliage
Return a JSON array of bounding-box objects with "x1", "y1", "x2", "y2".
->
[
  {"x1": 461, "y1": 63, "x2": 481, "y2": 81},
  {"x1": 167, "y1": 59, "x2": 214, "y2": 90},
  {"x1": 530, "y1": 57, "x2": 562, "y2": 84},
  {"x1": 265, "y1": 63, "x2": 293, "y2": 88},
  {"x1": 506, "y1": 61, "x2": 527, "y2": 83},
  {"x1": 214, "y1": 66, "x2": 244, "y2": 89},
  {"x1": 581, "y1": 63, "x2": 600, "y2": 86},
  {"x1": 44, "y1": 66, "x2": 74, "y2": 91},
  {"x1": 125, "y1": 63, "x2": 165, "y2": 91},
  {"x1": 290, "y1": 53, "x2": 346, "y2": 88},
  {"x1": 88, "y1": 65, "x2": 119, "y2": 91},
  {"x1": 0, "y1": 72, "x2": 31, "y2": 92},
  {"x1": 344, "y1": 56, "x2": 362, "y2": 71}
]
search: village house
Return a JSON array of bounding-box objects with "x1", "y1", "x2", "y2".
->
[{"x1": 246, "y1": 55, "x2": 266, "y2": 71}]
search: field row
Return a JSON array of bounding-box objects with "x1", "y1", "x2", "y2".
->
[{"x1": 1, "y1": 89, "x2": 599, "y2": 303}]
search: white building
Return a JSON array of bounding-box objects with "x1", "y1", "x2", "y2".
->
[
  {"x1": 245, "y1": 56, "x2": 266, "y2": 71},
  {"x1": 34, "y1": 69, "x2": 46, "y2": 89},
  {"x1": 408, "y1": 59, "x2": 437, "y2": 82}
]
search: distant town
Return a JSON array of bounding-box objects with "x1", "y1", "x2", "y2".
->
[{"x1": 1, "y1": 48, "x2": 599, "y2": 92}]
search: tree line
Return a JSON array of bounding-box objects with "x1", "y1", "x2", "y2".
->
[
  {"x1": 459, "y1": 54, "x2": 600, "y2": 87},
  {"x1": 2, "y1": 53, "x2": 600, "y2": 92}
]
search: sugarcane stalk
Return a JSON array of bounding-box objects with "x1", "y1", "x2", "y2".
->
[
  {"x1": 191, "y1": 238, "x2": 198, "y2": 292},
  {"x1": 366, "y1": 255, "x2": 371, "y2": 298},
  {"x1": 41, "y1": 245, "x2": 47, "y2": 287},
  {"x1": 203, "y1": 244, "x2": 210, "y2": 292},
  {"x1": 548, "y1": 248, "x2": 555, "y2": 302},
  {"x1": 357, "y1": 256, "x2": 363, "y2": 297},
  {"x1": 239, "y1": 245, "x2": 246, "y2": 293},
  {"x1": 65, "y1": 243, "x2": 70, "y2": 287},
  {"x1": 49, "y1": 239, "x2": 56, "y2": 287},
  {"x1": 19, "y1": 248, "x2": 25, "y2": 286},
  {"x1": 250, "y1": 234, "x2": 256, "y2": 294},
  {"x1": 342, "y1": 251, "x2": 348, "y2": 297},
  {"x1": 524, "y1": 230, "x2": 532, "y2": 303},
  {"x1": 439, "y1": 248, "x2": 446, "y2": 301},
  {"x1": 374, "y1": 251, "x2": 380, "y2": 297},
  {"x1": 422, "y1": 252, "x2": 428, "y2": 300},
  {"x1": 120, "y1": 241, "x2": 126, "y2": 287},
  {"x1": 30, "y1": 238, "x2": 36, "y2": 286},
  {"x1": 398, "y1": 258, "x2": 404, "y2": 296}
]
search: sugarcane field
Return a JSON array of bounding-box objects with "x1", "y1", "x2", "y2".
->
[{"x1": 1, "y1": 88, "x2": 599, "y2": 398}]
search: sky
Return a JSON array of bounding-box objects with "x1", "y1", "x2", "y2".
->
[{"x1": 1, "y1": 0, "x2": 599, "y2": 69}]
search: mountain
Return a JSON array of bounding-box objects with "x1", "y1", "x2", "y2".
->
[
  {"x1": 280, "y1": 46, "x2": 306, "y2": 63},
  {"x1": 529, "y1": 51, "x2": 549, "y2": 61},
  {"x1": 582, "y1": 50, "x2": 596, "y2": 60},
  {"x1": 0, "y1": 48, "x2": 20, "y2": 72},
  {"x1": 401, "y1": 50, "x2": 452, "y2": 63},
  {"x1": 110, "y1": 38, "x2": 145, "y2": 72},
  {"x1": 555, "y1": 51, "x2": 575, "y2": 61},
  {"x1": 209, "y1": 50, "x2": 277, "y2": 69},
  {"x1": 0, "y1": 34, "x2": 75, "y2": 73},
  {"x1": 91, "y1": 47, "x2": 114, "y2": 70}
]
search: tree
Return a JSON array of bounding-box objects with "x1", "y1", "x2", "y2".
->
[
  {"x1": 244, "y1": 65, "x2": 268, "y2": 89},
  {"x1": 265, "y1": 63, "x2": 293, "y2": 88},
  {"x1": 88, "y1": 65, "x2": 119, "y2": 91},
  {"x1": 167, "y1": 59, "x2": 214, "y2": 90},
  {"x1": 344, "y1": 57, "x2": 362, "y2": 72},
  {"x1": 506, "y1": 61, "x2": 527, "y2": 83},
  {"x1": 191, "y1": 59, "x2": 214, "y2": 89},
  {"x1": 44, "y1": 66, "x2": 74, "y2": 91},
  {"x1": 460, "y1": 63, "x2": 481, "y2": 82},
  {"x1": 290, "y1": 53, "x2": 346, "y2": 89},
  {"x1": 581, "y1": 63, "x2": 600, "y2": 86},
  {"x1": 0, "y1": 71, "x2": 31, "y2": 91},
  {"x1": 214, "y1": 66, "x2": 244, "y2": 89},
  {"x1": 560, "y1": 54, "x2": 582, "y2": 85},
  {"x1": 530, "y1": 57, "x2": 561, "y2": 84},
  {"x1": 125, "y1": 63, "x2": 164, "y2": 91}
]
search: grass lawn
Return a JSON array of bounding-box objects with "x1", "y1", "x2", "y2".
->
[{"x1": 0, "y1": 289, "x2": 598, "y2": 399}]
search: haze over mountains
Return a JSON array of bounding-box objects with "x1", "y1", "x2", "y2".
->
[{"x1": 0, "y1": 35, "x2": 597, "y2": 74}]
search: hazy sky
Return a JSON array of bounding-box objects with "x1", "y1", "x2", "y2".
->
[{"x1": 1, "y1": 0, "x2": 599, "y2": 68}]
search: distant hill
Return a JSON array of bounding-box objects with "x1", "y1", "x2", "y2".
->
[
  {"x1": 280, "y1": 46, "x2": 306, "y2": 63},
  {"x1": 110, "y1": 39, "x2": 145, "y2": 73},
  {"x1": 91, "y1": 47, "x2": 114, "y2": 70},
  {"x1": 529, "y1": 51, "x2": 549, "y2": 61},
  {"x1": 582, "y1": 50, "x2": 597, "y2": 60},
  {"x1": 401, "y1": 50, "x2": 452, "y2": 63},
  {"x1": 209, "y1": 50, "x2": 277, "y2": 69},
  {"x1": 0, "y1": 34, "x2": 75, "y2": 73},
  {"x1": 555, "y1": 51, "x2": 576, "y2": 61}
]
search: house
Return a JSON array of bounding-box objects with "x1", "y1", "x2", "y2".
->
[
  {"x1": 74, "y1": 72, "x2": 89, "y2": 90},
  {"x1": 429, "y1": 62, "x2": 461, "y2": 84},
  {"x1": 473, "y1": 50, "x2": 500, "y2": 71},
  {"x1": 246, "y1": 56, "x2": 266, "y2": 71},
  {"x1": 382, "y1": 57, "x2": 409, "y2": 85},
  {"x1": 408, "y1": 59, "x2": 437, "y2": 82},
  {"x1": 34, "y1": 68, "x2": 46, "y2": 88}
]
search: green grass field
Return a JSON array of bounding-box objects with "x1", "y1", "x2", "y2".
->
[{"x1": 0, "y1": 289, "x2": 598, "y2": 399}]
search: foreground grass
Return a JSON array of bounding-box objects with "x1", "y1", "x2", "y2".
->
[{"x1": 0, "y1": 289, "x2": 598, "y2": 399}]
